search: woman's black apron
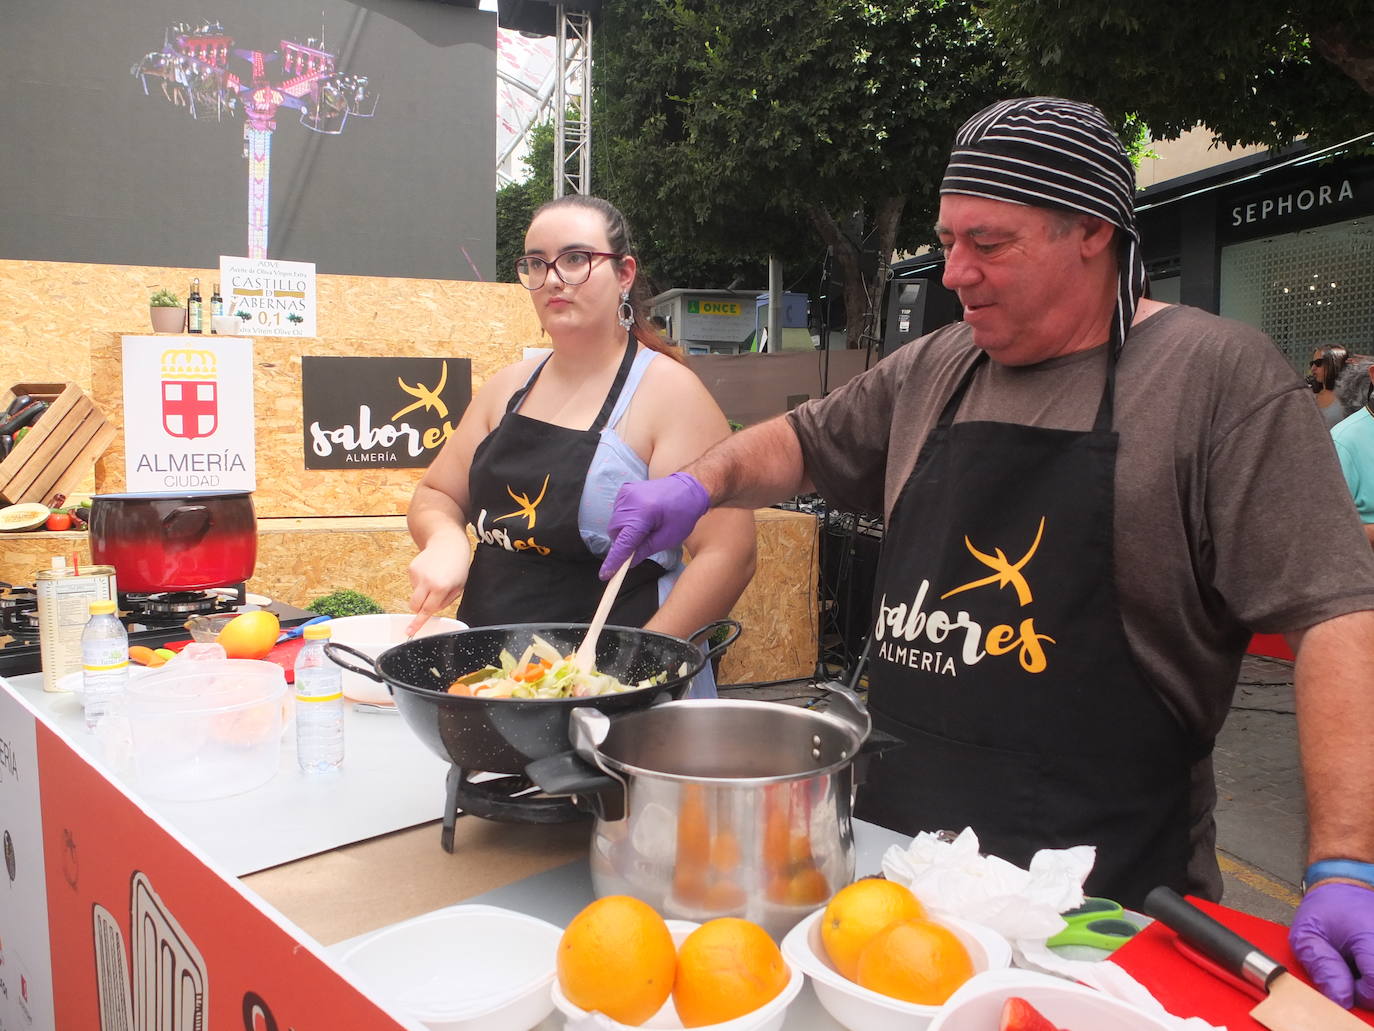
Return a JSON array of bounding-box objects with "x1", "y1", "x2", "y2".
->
[
  {"x1": 855, "y1": 344, "x2": 1198, "y2": 907},
  {"x1": 458, "y1": 335, "x2": 664, "y2": 628}
]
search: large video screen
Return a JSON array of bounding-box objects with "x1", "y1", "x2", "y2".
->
[{"x1": 0, "y1": 0, "x2": 495, "y2": 279}]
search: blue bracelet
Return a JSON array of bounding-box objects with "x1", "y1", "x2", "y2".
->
[{"x1": 1302, "y1": 859, "x2": 1374, "y2": 892}]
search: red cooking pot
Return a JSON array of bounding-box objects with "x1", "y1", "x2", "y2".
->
[{"x1": 89, "y1": 491, "x2": 257, "y2": 592}]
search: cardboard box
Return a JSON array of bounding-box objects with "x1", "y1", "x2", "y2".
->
[{"x1": 0, "y1": 382, "x2": 115, "y2": 505}]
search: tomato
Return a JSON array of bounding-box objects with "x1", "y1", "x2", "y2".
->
[{"x1": 44, "y1": 511, "x2": 72, "y2": 531}]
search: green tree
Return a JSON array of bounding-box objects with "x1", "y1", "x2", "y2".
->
[
  {"x1": 982, "y1": 0, "x2": 1373, "y2": 148},
  {"x1": 594, "y1": 0, "x2": 1012, "y2": 347},
  {"x1": 495, "y1": 122, "x2": 555, "y2": 283}
]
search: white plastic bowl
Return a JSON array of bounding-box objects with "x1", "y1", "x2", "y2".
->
[
  {"x1": 551, "y1": 919, "x2": 804, "y2": 1031},
  {"x1": 325, "y1": 613, "x2": 466, "y2": 704},
  {"x1": 337, "y1": 904, "x2": 561, "y2": 1031},
  {"x1": 780, "y1": 909, "x2": 1012, "y2": 1031},
  {"x1": 927, "y1": 968, "x2": 1177, "y2": 1031},
  {"x1": 123, "y1": 659, "x2": 286, "y2": 801}
]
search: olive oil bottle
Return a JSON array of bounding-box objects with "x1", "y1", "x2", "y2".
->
[{"x1": 187, "y1": 278, "x2": 204, "y2": 334}]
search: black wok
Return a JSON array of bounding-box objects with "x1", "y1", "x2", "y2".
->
[{"x1": 326, "y1": 621, "x2": 740, "y2": 775}]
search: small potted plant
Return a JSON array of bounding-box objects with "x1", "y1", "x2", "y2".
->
[{"x1": 149, "y1": 289, "x2": 185, "y2": 333}]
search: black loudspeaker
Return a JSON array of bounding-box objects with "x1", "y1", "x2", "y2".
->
[{"x1": 883, "y1": 281, "x2": 927, "y2": 356}]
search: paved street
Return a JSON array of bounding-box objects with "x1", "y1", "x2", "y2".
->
[
  {"x1": 1213, "y1": 655, "x2": 1303, "y2": 924},
  {"x1": 724, "y1": 653, "x2": 1307, "y2": 926}
]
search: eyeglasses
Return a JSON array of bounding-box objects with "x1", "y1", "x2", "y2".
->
[{"x1": 515, "y1": 250, "x2": 622, "y2": 290}]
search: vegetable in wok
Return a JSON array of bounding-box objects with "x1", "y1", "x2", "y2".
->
[{"x1": 442, "y1": 634, "x2": 684, "y2": 699}]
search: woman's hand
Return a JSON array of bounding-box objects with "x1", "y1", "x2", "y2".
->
[{"x1": 406, "y1": 528, "x2": 471, "y2": 635}]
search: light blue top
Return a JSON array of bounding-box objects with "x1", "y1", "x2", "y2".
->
[
  {"x1": 520, "y1": 347, "x2": 715, "y2": 697},
  {"x1": 1331, "y1": 406, "x2": 1374, "y2": 522}
]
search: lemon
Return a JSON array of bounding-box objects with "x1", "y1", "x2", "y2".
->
[{"x1": 216, "y1": 610, "x2": 280, "y2": 659}]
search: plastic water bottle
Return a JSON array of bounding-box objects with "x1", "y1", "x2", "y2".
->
[
  {"x1": 81, "y1": 599, "x2": 128, "y2": 731},
  {"x1": 294, "y1": 624, "x2": 344, "y2": 772}
]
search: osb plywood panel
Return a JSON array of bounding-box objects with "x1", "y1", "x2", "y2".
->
[
  {"x1": 0, "y1": 260, "x2": 542, "y2": 376},
  {"x1": 721, "y1": 508, "x2": 819, "y2": 684},
  {"x1": 250, "y1": 509, "x2": 819, "y2": 685},
  {"x1": 0, "y1": 532, "x2": 94, "y2": 587},
  {"x1": 91, "y1": 332, "x2": 526, "y2": 518},
  {"x1": 1, "y1": 260, "x2": 542, "y2": 516}
]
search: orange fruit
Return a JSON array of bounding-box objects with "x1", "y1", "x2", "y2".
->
[
  {"x1": 557, "y1": 896, "x2": 676, "y2": 1025},
  {"x1": 785, "y1": 866, "x2": 831, "y2": 906},
  {"x1": 215, "y1": 610, "x2": 280, "y2": 659},
  {"x1": 854, "y1": 917, "x2": 974, "y2": 1005},
  {"x1": 672, "y1": 918, "x2": 789, "y2": 1027},
  {"x1": 820, "y1": 877, "x2": 926, "y2": 980}
]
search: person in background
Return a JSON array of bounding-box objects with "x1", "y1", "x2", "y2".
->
[
  {"x1": 405, "y1": 195, "x2": 755, "y2": 697},
  {"x1": 599, "y1": 98, "x2": 1374, "y2": 1008},
  {"x1": 1330, "y1": 354, "x2": 1374, "y2": 548},
  {"x1": 1308, "y1": 344, "x2": 1351, "y2": 429}
]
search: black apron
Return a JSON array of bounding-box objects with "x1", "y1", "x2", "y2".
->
[
  {"x1": 458, "y1": 335, "x2": 664, "y2": 628},
  {"x1": 854, "y1": 345, "x2": 1199, "y2": 907}
]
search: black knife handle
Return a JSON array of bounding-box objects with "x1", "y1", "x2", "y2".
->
[{"x1": 1143, "y1": 886, "x2": 1283, "y2": 991}]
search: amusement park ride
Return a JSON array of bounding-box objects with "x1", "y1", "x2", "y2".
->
[{"x1": 133, "y1": 22, "x2": 378, "y2": 259}]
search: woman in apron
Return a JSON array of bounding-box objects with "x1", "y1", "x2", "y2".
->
[{"x1": 405, "y1": 196, "x2": 755, "y2": 697}]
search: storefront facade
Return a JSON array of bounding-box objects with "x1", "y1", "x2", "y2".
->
[{"x1": 1137, "y1": 143, "x2": 1374, "y2": 374}]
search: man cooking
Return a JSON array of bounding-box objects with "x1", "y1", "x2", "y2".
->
[{"x1": 600, "y1": 97, "x2": 1374, "y2": 1010}]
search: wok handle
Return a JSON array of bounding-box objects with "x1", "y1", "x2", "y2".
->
[
  {"x1": 816, "y1": 679, "x2": 873, "y2": 742},
  {"x1": 687, "y1": 619, "x2": 742, "y2": 662},
  {"x1": 323, "y1": 642, "x2": 389, "y2": 690},
  {"x1": 525, "y1": 752, "x2": 626, "y2": 821}
]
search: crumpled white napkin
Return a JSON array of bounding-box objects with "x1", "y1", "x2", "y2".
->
[{"x1": 880, "y1": 828, "x2": 1225, "y2": 1031}]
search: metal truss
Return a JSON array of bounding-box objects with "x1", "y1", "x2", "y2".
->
[{"x1": 553, "y1": 7, "x2": 591, "y2": 196}]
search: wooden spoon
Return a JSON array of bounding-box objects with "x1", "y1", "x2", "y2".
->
[{"x1": 573, "y1": 557, "x2": 632, "y2": 672}]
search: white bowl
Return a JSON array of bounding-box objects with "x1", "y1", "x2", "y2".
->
[
  {"x1": 337, "y1": 904, "x2": 561, "y2": 1031},
  {"x1": 780, "y1": 909, "x2": 1012, "y2": 1031},
  {"x1": 325, "y1": 613, "x2": 466, "y2": 703},
  {"x1": 551, "y1": 920, "x2": 804, "y2": 1031},
  {"x1": 927, "y1": 968, "x2": 1177, "y2": 1031}
]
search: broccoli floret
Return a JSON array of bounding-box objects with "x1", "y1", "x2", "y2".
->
[{"x1": 307, "y1": 589, "x2": 385, "y2": 618}]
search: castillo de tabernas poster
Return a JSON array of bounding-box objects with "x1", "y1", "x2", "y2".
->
[{"x1": 121, "y1": 335, "x2": 257, "y2": 493}]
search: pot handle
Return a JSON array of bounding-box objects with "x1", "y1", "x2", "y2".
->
[
  {"x1": 161, "y1": 504, "x2": 213, "y2": 543},
  {"x1": 569, "y1": 706, "x2": 611, "y2": 762},
  {"x1": 323, "y1": 642, "x2": 390, "y2": 693},
  {"x1": 686, "y1": 619, "x2": 742, "y2": 663},
  {"x1": 815, "y1": 679, "x2": 873, "y2": 747},
  {"x1": 525, "y1": 751, "x2": 626, "y2": 821}
]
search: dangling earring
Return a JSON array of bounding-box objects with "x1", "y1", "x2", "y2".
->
[{"x1": 617, "y1": 290, "x2": 634, "y2": 331}]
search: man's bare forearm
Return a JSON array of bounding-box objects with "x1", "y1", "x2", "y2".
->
[
  {"x1": 684, "y1": 415, "x2": 813, "y2": 509},
  {"x1": 1289, "y1": 610, "x2": 1374, "y2": 866}
]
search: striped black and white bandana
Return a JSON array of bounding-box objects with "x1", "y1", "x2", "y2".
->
[{"x1": 940, "y1": 97, "x2": 1146, "y2": 356}]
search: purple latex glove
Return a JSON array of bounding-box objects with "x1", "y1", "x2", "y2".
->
[
  {"x1": 600, "y1": 472, "x2": 710, "y2": 579},
  {"x1": 1289, "y1": 882, "x2": 1374, "y2": 1009}
]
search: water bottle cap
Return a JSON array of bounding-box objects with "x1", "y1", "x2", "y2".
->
[
  {"x1": 303, "y1": 623, "x2": 332, "y2": 640},
  {"x1": 89, "y1": 599, "x2": 117, "y2": 615}
]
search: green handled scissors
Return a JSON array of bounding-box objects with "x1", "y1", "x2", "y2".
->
[{"x1": 1045, "y1": 897, "x2": 1140, "y2": 952}]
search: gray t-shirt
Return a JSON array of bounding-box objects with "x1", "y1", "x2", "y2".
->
[{"x1": 788, "y1": 304, "x2": 1374, "y2": 894}]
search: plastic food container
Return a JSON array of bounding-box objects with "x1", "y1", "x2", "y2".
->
[
  {"x1": 551, "y1": 920, "x2": 805, "y2": 1031},
  {"x1": 336, "y1": 904, "x2": 561, "y2": 1031},
  {"x1": 780, "y1": 909, "x2": 1012, "y2": 1031},
  {"x1": 325, "y1": 613, "x2": 466, "y2": 704},
  {"x1": 123, "y1": 659, "x2": 286, "y2": 801},
  {"x1": 927, "y1": 968, "x2": 1177, "y2": 1031}
]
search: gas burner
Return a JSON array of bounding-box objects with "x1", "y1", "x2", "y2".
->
[
  {"x1": 0, "y1": 589, "x2": 40, "y2": 641},
  {"x1": 123, "y1": 591, "x2": 232, "y2": 618},
  {"x1": 441, "y1": 766, "x2": 585, "y2": 850}
]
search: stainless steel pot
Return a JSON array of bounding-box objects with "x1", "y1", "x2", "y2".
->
[{"x1": 528, "y1": 684, "x2": 872, "y2": 939}]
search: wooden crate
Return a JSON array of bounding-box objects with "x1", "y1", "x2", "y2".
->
[{"x1": 0, "y1": 382, "x2": 116, "y2": 506}]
